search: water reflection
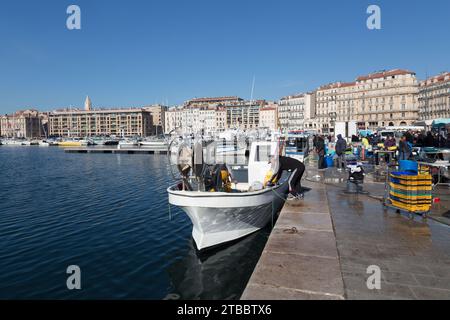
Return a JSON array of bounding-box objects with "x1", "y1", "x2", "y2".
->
[{"x1": 166, "y1": 226, "x2": 270, "y2": 300}]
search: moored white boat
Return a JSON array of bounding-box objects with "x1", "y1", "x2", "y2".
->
[
  {"x1": 168, "y1": 180, "x2": 288, "y2": 250},
  {"x1": 1, "y1": 139, "x2": 28, "y2": 146},
  {"x1": 168, "y1": 140, "x2": 289, "y2": 250},
  {"x1": 139, "y1": 139, "x2": 168, "y2": 148},
  {"x1": 118, "y1": 139, "x2": 139, "y2": 148}
]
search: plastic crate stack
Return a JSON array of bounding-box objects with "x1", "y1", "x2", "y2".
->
[{"x1": 389, "y1": 171, "x2": 432, "y2": 213}]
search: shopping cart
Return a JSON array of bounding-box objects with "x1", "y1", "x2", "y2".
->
[{"x1": 383, "y1": 163, "x2": 432, "y2": 219}]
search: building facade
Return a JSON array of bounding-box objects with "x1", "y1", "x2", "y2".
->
[
  {"x1": 279, "y1": 92, "x2": 316, "y2": 132},
  {"x1": 418, "y1": 72, "x2": 450, "y2": 121},
  {"x1": 164, "y1": 97, "x2": 260, "y2": 134},
  {"x1": 315, "y1": 82, "x2": 356, "y2": 134},
  {"x1": 353, "y1": 69, "x2": 419, "y2": 130},
  {"x1": 278, "y1": 94, "x2": 306, "y2": 130},
  {"x1": 186, "y1": 96, "x2": 243, "y2": 108},
  {"x1": 0, "y1": 109, "x2": 44, "y2": 138},
  {"x1": 142, "y1": 104, "x2": 167, "y2": 135},
  {"x1": 259, "y1": 103, "x2": 278, "y2": 130},
  {"x1": 226, "y1": 101, "x2": 260, "y2": 130},
  {"x1": 311, "y1": 69, "x2": 419, "y2": 133},
  {"x1": 48, "y1": 108, "x2": 153, "y2": 137}
]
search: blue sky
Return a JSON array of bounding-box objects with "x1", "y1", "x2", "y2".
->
[{"x1": 0, "y1": 0, "x2": 449, "y2": 113}]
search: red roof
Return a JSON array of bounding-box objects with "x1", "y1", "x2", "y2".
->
[
  {"x1": 356, "y1": 69, "x2": 415, "y2": 81},
  {"x1": 421, "y1": 72, "x2": 450, "y2": 85},
  {"x1": 318, "y1": 82, "x2": 355, "y2": 90},
  {"x1": 187, "y1": 96, "x2": 242, "y2": 104}
]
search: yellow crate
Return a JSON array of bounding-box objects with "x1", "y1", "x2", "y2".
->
[
  {"x1": 389, "y1": 182, "x2": 432, "y2": 191},
  {"x1": 390, "y1": 190, "x2": 432, "y2": 201},
  {"x1": 390, "y1": 200, "x2": 431, "y2": 212},
  {"x1": 390, "y1": 173, "x2": 432, "y2": 181}
]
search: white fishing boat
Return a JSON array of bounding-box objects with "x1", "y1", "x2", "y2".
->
[
  {"x1": 168, "y1": 140, "x2": 289, "y2": 250},
  {"x1": 1, "y1": 139, "x2": 19, "y2": 146},
  {"x1": 139, "y1": 139, "x2": 168, "y2": 148},
  {"x1": 118, "y1": 139, "x2": 139, "y2": 148}
]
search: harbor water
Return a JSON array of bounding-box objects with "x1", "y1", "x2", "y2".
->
[{"x1": 0, "y1": 147, "x2": 269, "y2": 299}]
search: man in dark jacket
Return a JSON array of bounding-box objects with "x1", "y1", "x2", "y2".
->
[
  {"x1": 335, "y1": 134, "x2": 347, "y2": 170},
  {"x1": 316, "y1": 136, "x2": 326, "y2": 170},
  {"x1": 268, "y1": 156, "x2": 306, "y2": 200},
  {"x1": 398, "y1": 136, "x2": 412, "y2": 160}
]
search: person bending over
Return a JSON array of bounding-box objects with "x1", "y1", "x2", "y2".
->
[{"x1": 267, "y1": 156, "x2": 306, "y2": 200}]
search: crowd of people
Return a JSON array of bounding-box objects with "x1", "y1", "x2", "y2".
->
[
  {"x1": 311, "y1": 129, "x2": 450, "y2": 168},
  {"x1": 354, "y1": 130, "x2": 450, "y2": 149}
]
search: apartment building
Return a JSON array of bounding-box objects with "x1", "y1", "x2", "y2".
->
[
  {"x1": 418, "y1": 72, "x2": 450, "y2": 121},
  {"x1": 164, "y1": 106, "x2": 227, "y2": 135},
  {"x1": 353, "y1": 69, "x2": 419, "y2": 130},
  {"x1": 0, "y1": 109, "x2": 45, "y2": 138},
  {"x1": 278, "y1": 94, "x2": 305, "y2": 130},
  {"x1": 48, "y1": 108, "x2": 153, "y2": 137},
  {"x1": 226, "y1": 101, "x2": 260, "y2": 130},
  {"x1": 143, "y1": 104, "x2": 167, "y2": 135},
  {"x1": 259, "y1": 102, "x2": 279, "y2": 130},
  {"x1": 313, "y1": 69, "x2": 419, "y2": 133},
  {"x1": 315, "y1": 82, "x2": 355, "y2": 134},
  {"x1": 278, "y1": 93, "x2": 316, "y2": 131},
  {"x1": 164, "y1": 97, "x2": 261, "y2": 134}
]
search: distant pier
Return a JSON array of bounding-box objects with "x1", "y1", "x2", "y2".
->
[{"x1": 64, "y1": 147, "x2": 168, "y2": 155}]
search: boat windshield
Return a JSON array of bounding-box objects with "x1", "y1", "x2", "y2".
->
[
  {"x1": 254, "y1": 145, "x2": 272, "y2": 162},
  {"x1": 287, "y1": 137, "x2": 308, "y2": 152}
]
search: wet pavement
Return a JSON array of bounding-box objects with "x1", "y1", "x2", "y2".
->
[
  {"x1": 243, "y1": 160, "x2": 450, "y2": 300},
  {"x1": 241, "y1": 179, "x2": 345, "y2": 300}
]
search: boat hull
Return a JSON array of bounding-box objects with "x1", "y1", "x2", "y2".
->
[{"x1": 168, "y1": 181, "x2": 288, "y2": 250}]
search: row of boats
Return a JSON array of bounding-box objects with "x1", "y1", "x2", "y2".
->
[{"x1": 0, "y1": 137, "x2": 169, "y2": 148}]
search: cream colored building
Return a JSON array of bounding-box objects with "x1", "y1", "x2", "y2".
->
[
  {"x1": 259, "y1": 103, "x2": 278, "y2": 130},
  {"x1": 143, "y1": 104, "x2": 167, "y2": 135},
  {"x1": 315, "y1": 82, "x2": 355, "y2": 134},
  {"x1": 278, "y1": 91, "x2": 317, "y2": 132},
  {"x1": 418, "y1": 72, "x2": 450, "y2": 121},
  {"x1": 49, "y1": 108, "x2": 153, "y2": 137},
  {"x1": 215, "y1": 108, "x2": 227, "y2": 133},
  {"x1": 164, "y1": 106, "x2": 225, "y2": 135},
  {"x1": 164, "y1": 98, "x2": 260, "y2": 134},
  {"x1": 0, "y1": 109, "x2": 44, "y2": 138},
  {"x1": 278, "y1": 94, "x2": 307, "y2": 130},
  {"x1": 313, "y1": 69, "x2": 419, "y2": 133},
  {"x1": 353, "y1": 69, "x2": 419, "y2": 130}
]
